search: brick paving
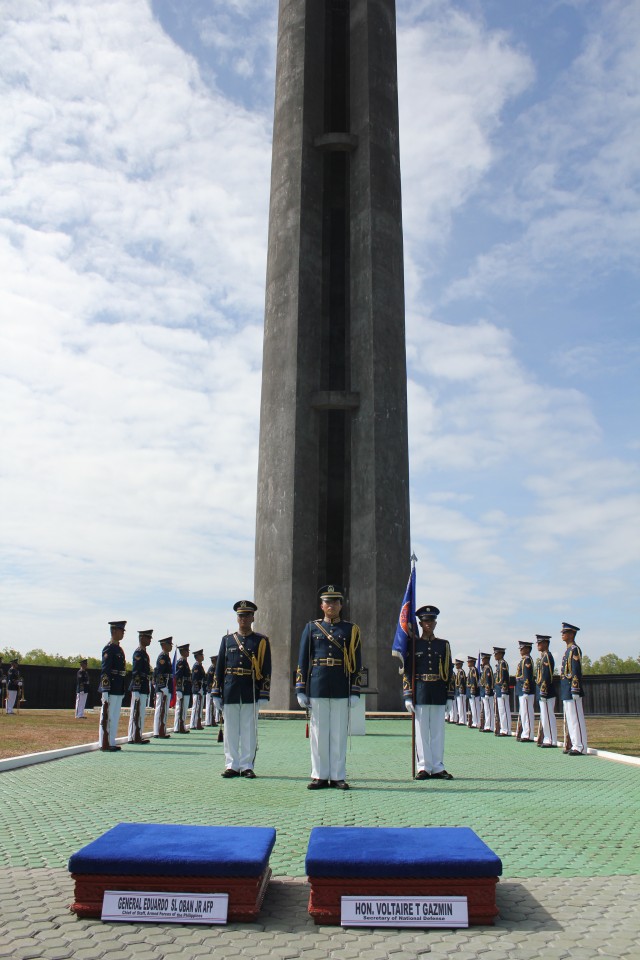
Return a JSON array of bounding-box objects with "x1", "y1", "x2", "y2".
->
[{"x1": 0, "y1": 718, "x2": 639, "y2": 958}]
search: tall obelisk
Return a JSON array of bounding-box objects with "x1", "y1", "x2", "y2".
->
[{"x1": 255, "y1": 0, "x2": 410, "y2": 710}]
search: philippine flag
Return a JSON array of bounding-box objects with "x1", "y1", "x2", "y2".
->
[{"x1": 391, "y1": 564, "x2": 417, "y2": 673}]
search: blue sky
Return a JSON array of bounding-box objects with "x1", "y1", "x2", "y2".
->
[{"x1": 1, "y1": 0, "x2": 638, "y2": 669}]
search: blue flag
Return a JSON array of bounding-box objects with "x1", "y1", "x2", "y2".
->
[{"x1": 392, "y1": 565, "x2": 417, "y2": 673}]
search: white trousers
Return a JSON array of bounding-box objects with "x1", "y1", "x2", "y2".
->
[
  {"x1": 99, "y1": 694, "x2": 123, "y2": 747},
  {"x1": 519, "y1": 694, "x2": 535, "y2": 739},
  {"x1": 414, "y1": 704, "x2": 446, "y2": 773},
  {"x1": 153, "y1": 688, "x2": 170, "y2": 735},
  {"x1": 127, "y1": 692, "x2": 148, "y2": 740},
  {"x1": 6, "y1": 689, "x2": 18, "y2": 713},
  {"x1": 173, "y1": 694, "x2": 191, "y2": 731},
  {"x1": 482, "y1": 695, "x2": 495, "y2": 731},
  {"x1": 190, "y1": 693, "x2": 203, "y2": 728},
  {"x1": 539, "y1": 697, "x2": 558, "y2": 746},
  {"x1": 309, "y1": 697, "x2": 349, "y2": 781},
  {"x1": 205, "y1": 693, "x2": 214, "y2": 725},
  {"x1": 223, "y1": 702, "x2": 259, "y2": 772},
  {"x1": 468, "y1": 696, "x2": 480, "y2": 727},
  {"x1": 564, "y1": 697, "x2": 587, "y2": 753},
  {"x1": 75, "y1": 691, "x2": 88, "y2": 718},
  {"x1": 456, "y1": 694, "x2": 467, "y2": 724},
  {"x1": 496, "y1": 696, "x2": 511, "y2": 735}
]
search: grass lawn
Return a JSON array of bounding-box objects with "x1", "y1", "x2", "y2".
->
[{"x1": 1, "y1": 709, "x2": 639, "y2": 760}]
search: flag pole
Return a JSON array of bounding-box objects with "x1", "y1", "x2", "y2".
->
[{"x1": 410, "y1": 552, "x2": 417, "y2": 781}]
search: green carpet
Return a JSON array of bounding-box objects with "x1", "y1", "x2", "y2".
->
[{"x1": 1, "y1": 719, "x2": 638, "y2": 877}]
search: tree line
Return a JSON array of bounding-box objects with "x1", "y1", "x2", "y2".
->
[
  {"x1": 0, "y1": 648, "x2": 125, "y2": 670},
  {"x1": 2, "y1": 646, "x2": 639, "y2": 675}
]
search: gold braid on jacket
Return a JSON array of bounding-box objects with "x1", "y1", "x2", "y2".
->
[{"x1": 343, "y1": 625, "x2": 361, "y2": 675}]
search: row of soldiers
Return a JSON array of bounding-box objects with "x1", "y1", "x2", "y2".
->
[
  {"x1": 0, "y1": 656, "x2": 24, "y2": 714},
  {"x1": 94, "y1": 627, "x2": 226, "y2": 750},
  {"x1": 443, "y1": 626, "x2": 588, "y2": 754}
]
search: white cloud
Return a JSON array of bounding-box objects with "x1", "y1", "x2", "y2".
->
[{"x1": 443, "y1": 0, "x2": 640, "y2": 301}]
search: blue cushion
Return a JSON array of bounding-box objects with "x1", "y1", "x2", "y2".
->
[
  {"x1": 68, "y1": 824, "x2": 276, "y2": 878},
  {"x1": 305, "y1": 827, "x2": 501, "y2": 879}
]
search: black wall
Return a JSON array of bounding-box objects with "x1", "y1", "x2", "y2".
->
[{"x1": 7, "y1": 665, "x2": 640, "y2": 714}]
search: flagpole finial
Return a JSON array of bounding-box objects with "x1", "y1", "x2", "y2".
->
[{"x1": 410, "y1": 552, "x2": 418, "y2": 565}]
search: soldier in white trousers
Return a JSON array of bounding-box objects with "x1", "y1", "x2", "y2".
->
[
  {"x1": 97, "y1": 621, "x2": 127, "y2": 751},
  {"x1": 466, "y1": 655, "x2": 480, "y2": 727},
  {"x1": 515, "y1": 640, "x2": 535, "y2": 741},
  {"x1": 173, "y1": 643, "x2": 192, "y2": 734},
  {"x1": 75, "y1": 659, "x2": 90, "y2": 718},
  {"x1": 493, "y1": 647, "x2": 511, "y2": 736},
  {"x1": 213, "y1": 601, "x2": 272, "y2": 778},
  {"x1": 296, "y1": 586, "x2": 362, "y2": 789},
  {"x1": 454, "y1": 658, "x2": 467, "y2": 724},
  {"x1": 153, "y1": 636, "x2": 173, "y2": 738},
  {"x1": 479, "y1": 652, "x2": 495, "y2": 732},
  {"x1": 535, "y1": 634, "x2": 557, "y2": 747},
  {"x1": 127, "y1": 629, "x2": 153, "y2": 744},
  {"x1": 560, "y1": 623, "x2": 588, "y2": 755}
]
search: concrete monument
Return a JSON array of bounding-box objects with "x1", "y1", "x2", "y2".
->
[{"x1": 255, "y1": 0, "x2": 410, "y2": 710}]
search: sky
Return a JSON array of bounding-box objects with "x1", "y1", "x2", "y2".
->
[{"x1": 1, "y1": 0, "x2": 639, "y2": 669}]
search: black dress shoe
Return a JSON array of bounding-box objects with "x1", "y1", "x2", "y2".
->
[
  {"x1": 307, "y1": 779, "x2": 329, "y2": 790},
  {"x1": 108, "y1": 745, "x2": 122, "y2": 752},
  {"x1": 331, "y1": 780, "x2": 350, "y2": 790},
  {"x1": 415, "y1": 771, "x2": 430, "y2": 781},
  {"x1": 221, "y1": 768, "x2": 240, "y2": 778},
  {"x1": 431, "y1": 770, "x2": 454, "y2": 780},
  {"x1": 241, "y1": 769, "x2": 257, "y2": 779},
  {"x1": 569, "y1": 749, "x2": 585, "y2": 756}
]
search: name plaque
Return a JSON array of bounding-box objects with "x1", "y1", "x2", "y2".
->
[
  {"x1": 341, "y1": 895, "x2": 468, "y2": 928},
  {"x1": 101, "y1": 890, "x2": 228, "y2": 924}
]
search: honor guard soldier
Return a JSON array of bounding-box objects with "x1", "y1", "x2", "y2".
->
[
  {"x1": 479, "y1": 652, "x2": 495, "y2": 732},
  {"x1": 205, "y1": 655, "x2": 219, "y2": 726},
  {"x1": 75, "y1": 659, "x2": 90, "y2": 718},
  {"x1": 5, "y1": 658, "x2": 24, "y2": 714},
  {"x1": 515, "y1": 640, "x2": 535, "y2": 741},
  {"x1": 0, "y1": 656, "x2": 6, "y2": 711},
  {"x1": 454, "y1": 658, "x2": 467, "y2": 725},
  {"x1": 98, "y1": 621, "x2": 127, "y2": 750},
  {"x1": 466, "y1": 655, "x2": 480, "y2": 728},
  {"x1": 493, "y1": 647, "x2": 511, "y2": 736},
  {"x1": 296, "y1": 586, "x2": 362, "y2": 790},
  {"x1": 173, "y1": 643, "x2": 192, "y2": 733},
  {"x1": 535, "y1": 634, "x2": 557, "y2": 747},
  {"x1": 560, "y1": 623, "x2": 587, "y2": 755},
  {"x1": 153, "y1": 637, "x2": 173, "y2": 738},
  {"x1": 213, "y1": 600, "x2": 271, "y2": 778},
  {"x1": 190, "y1": 650, "x2": 206, "y2": 730},
  {"x1": 402, "y1": 605, "x2": 454, "y2": 781},
  {"x1": 128, "y1": 629, "x2": 153, "y2": 744}
]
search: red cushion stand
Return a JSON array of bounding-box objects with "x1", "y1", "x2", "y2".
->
[
  {"x1": 68, "y1": 823, "x2": 276, "y2": 922},
  {"x1": 305, "y1": 827, "x2": 502, "y2": 927}
]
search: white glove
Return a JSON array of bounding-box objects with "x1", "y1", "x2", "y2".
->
[
  {"x1": 404, "y1": 700, "x2": 415, "y2": 714},
  {"x1": 101, "y1": 691, "x2": 109, "y2": 704},
  {"x1": 297, "y1": 693, "x2": 310, "y2": 709},
  {"x1": 349, "y1": 695, "x2": 359, "y2": 707},
  {"x1": 212, "y1": 697, "x2": 223, "y2": 710},
  {"x1": 176, "y1": 691, "x2": 183, "y2": 700},
  {"x1": 572, "y1": 693, "x2": 581, "y2": 701},
  {"x1": 131, "y1": 691, "x2": 140, "y2": 700}
]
